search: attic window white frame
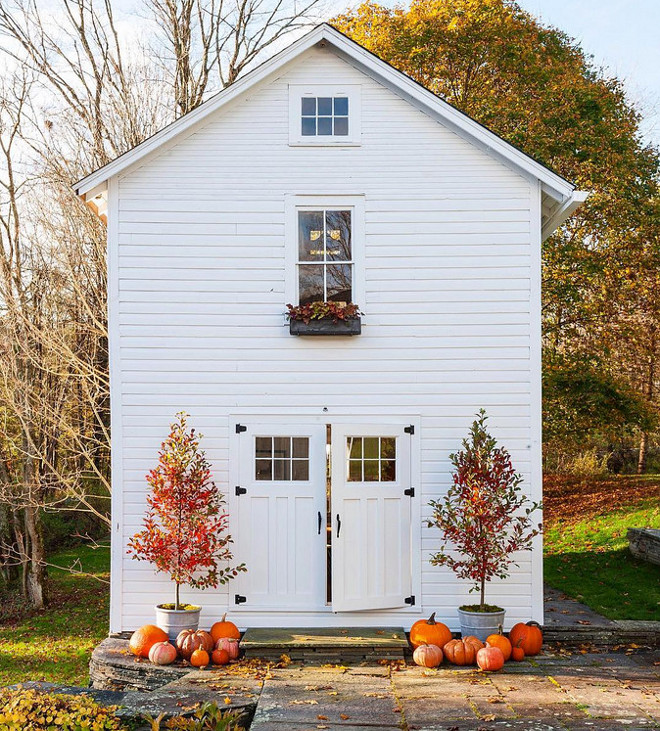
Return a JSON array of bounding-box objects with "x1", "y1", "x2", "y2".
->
[
  {"x1": 285, "y1": 195, "x2": 365, "y2": 310},
  {"x1": 289, "y1": 85, "x2": 361, "y2": 146}
]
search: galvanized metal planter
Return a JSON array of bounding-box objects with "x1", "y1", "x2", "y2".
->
[
  {"x1": 155, "y1": 604, "x2": 201, "y2": 641},
  {"x1": 289, "y1": 318, "x2": 361, "y2": 336},
  {"x1": 457, "y1": 607, "x2": 506, "y2": 642}
]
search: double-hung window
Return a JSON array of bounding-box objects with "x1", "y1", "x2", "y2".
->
[
  {"x1": 286, "y1": 197, "x2": 364, "y2": 309},
  {"x1": 297, "y1": 209, "x2": 352, "y2": 305}
]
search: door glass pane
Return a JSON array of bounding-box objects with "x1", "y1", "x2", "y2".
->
[
  {"x1": 363, "y1": 437, "x2": 378, "y2": 459},
  {"x1": 256, "y1": 437, "x2": 272, "y2": 458},
  {"x1": 348, "y1": 437, "x2": 362, "y2": 459},
  {"x1": 292, "y1": 437, "x2": 309, "y2": 458},
  {"x1": 363, "y1": 460, "x2": 379, "y2": 481},
  {"x1": 273, "y1": 436, "x2": 291, "y2": 459},
  {"x1": 274, "y1": 459, "x2": 291, "y2": 481},
  {"x1": 348, "y1": 460, "x2": 362, "y2": 481},
  {"x1": 292, "y1": 459, "x2": 309, "y2": 481},
  {"x1": 255, "y1": 459, "x2": 272, "y2": 481},
  {"x1": 380, "y1": 460, "x2": 396, "y2": 481}
]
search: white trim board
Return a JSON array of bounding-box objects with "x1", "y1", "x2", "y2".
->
[{"x1": 73, "y1": 24, "x2": 588, "y2": 237}]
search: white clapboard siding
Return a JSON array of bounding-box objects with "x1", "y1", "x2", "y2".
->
[{"x1": 110, "y1": 44, "x2": 542, "y2": 632}]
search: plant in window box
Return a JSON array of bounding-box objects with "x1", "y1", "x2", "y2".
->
[
  {"x1": 427, "y1": 410, "x2": 542, "y2": 641},
  {"x1": 286, "y1": 301, "x2": 362, "y2": 335},
  {"x1": 128, "y1": 412, "x2": 246, "y2": 640}
]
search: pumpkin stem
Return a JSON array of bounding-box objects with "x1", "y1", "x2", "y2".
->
[
  {"x1": 427, "y1": 612, "x2": 436, "y2": 625},
  {"x1": 221, "y1": 613, "x2": 227, "y2": 623},
  {"x1": 526, "y1": 620, "x2": 541, "y2": 628}
]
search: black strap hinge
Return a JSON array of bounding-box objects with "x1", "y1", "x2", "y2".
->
[
  {"x1": 236, "y1": 424, "x2": 247, "y2": 433},
  {"x1": 235, "y1": 486, "x2": 247, "y2": 496},
  {"x1": 404, "y1": 487, "x2": 415, "y2": 497},
  {"x1": 404, "y1": 425, "x2": 414, "y2": 435},
  {"x1": 404, "y1": 595, "x2": 415, "y2": 606},
  {"x1": 235, "y1": 594, "x2": 247, "y2": 605}
]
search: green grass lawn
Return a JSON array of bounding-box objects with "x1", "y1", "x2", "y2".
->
[
  {"x1": 544, "y1": 486, "x2": 660, "y2": 620},
  {"x1": 0, "y1": 544, "x2": 110, "y2": 687}
]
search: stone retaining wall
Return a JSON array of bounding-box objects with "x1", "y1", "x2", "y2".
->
[{"x1": 628, "y1": 528, "x2": 660, "y2": 566}]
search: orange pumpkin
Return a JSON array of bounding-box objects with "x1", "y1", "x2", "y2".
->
[
  {"x1": 210, "y1": 613, "x2": 241, "y2": 643},
  {"x1": 215, "y1": 637, "x2": 240, "y2": 660},
  {"x1": 129, "y1": 625, "x2": 169, "y2": 658},
  {"x1": 176, "y1": 629, "x2": 214, "y2": 660},
  {"x1": 412, "y1": 643, "x2": 443, "y2": 668},
  {"x1": 443, "y1": 636, "x2": 484, "y2": 666},
  {"x1": 511, "y1": 643, "x2": 525, "y2": 662},
  {"x1": 508, "y1": 621, "x2": 543, "y2": 656},
  {"x1": 190, "y1": 648, "x2": 210, "y2": 667},
  {"x1": 212, "y1": 648, "x2": 230, "y2": 665},
  {"x1": 148, "y1": 641, "x2": 178, "y2": 666},
  {"x1": 477, "y1": 645, "x2": 505, "y2": 672},
  {"x1": 485, "y1": 630, "x2": 512, "y2": 661},
  {"x1": 409, "y1": 612, "x2": 452, "y2": 650}
]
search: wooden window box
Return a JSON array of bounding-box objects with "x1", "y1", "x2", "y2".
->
[{"x1": 289, "y1": 318, "x2": 361, "y2": 336}]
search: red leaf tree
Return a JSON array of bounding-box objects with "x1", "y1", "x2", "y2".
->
[
  {"x1": 428, "y1": 410, "x2": 541, "y2": 611},
  {"x1": 128, "y1": 412, "x2": 246, "y2": 609}
]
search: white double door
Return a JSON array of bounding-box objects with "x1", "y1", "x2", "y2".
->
[{"x1": 233, "y1": 422, "x2": 413, "y2": 613}]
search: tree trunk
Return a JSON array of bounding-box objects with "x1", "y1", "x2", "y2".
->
[
  {"x1": 24, "y1": 504, "x2": 46, "y2": 609},
  {"x1": 637, "y1": 431, "x2": 649, "y2": 474}
]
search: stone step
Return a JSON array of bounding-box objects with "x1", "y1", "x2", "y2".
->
[{"x1": 241, "y1": 626, "x2": 408, "y2": 663}]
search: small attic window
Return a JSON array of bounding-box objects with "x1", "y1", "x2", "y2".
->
[
  {"x1": 289, "y1": 85, "x2": 361, "y2": 146},
  {"x1": 301, "y1": 96, "x2": 349, "y2": 137}
]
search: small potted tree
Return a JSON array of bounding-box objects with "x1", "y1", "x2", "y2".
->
[
  {"x1": 428, "y1": 410, "x2": 541, "y2": 641},
  {"x1": 128, "y1": 412, "x2": 246, "y2": 639}
]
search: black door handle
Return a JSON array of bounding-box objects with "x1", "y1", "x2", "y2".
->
[
  {"x1": 336, "y1": 514, "x2": 341, "y2": 538},
  {"x1": 318, "y1": 511, "x2": 322, "y2": 535}
]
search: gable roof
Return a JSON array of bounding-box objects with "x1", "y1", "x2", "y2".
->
[{"x1": 74, "y1": 23, "x2": 588, "y2": 237}]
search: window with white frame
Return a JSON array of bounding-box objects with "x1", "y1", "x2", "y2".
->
[
  {"x1": 289, "y1": 85, "x2": 361, "y2": 145},
  {"x1": 297, "y1": 209, "x2": 352, "y2": 305}
]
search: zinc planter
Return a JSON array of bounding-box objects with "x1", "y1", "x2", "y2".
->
[
  {"x1": 289, "y1": 318, "x2": 361, "y2": 336},
  {"x1": 155, "y1": 604, "x2": 201, "y2": 641},
  {"x1": 457, "y1": 608, "x2": 506, "y2": 642}
]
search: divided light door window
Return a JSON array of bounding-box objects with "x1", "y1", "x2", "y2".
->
[{"x1": 297, "y1": 209, "x2": 352, "y2": 305}]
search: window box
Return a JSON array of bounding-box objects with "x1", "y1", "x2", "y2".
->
[{"x1": 290, "y1": 317, "x2": 361, "y2": 336}]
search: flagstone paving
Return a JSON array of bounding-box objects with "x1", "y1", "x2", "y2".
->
[{"x1": 248, "y1": 647, "x2": 660, "y2": 731}]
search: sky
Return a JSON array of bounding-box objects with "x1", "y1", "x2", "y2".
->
[{"x1": 517, "y1": 0, "x2": 660, "y2": 145}]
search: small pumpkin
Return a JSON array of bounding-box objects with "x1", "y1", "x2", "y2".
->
[
  {"x1": 129, "y1": 625, "x2": 169, "y2": 658},
  {"x1": 511, "y1": 642, "x2": 525, "y2": 662},
  {"x1": 212, "y1": 648, "x2": 230, "y2": 665},
  {"x1": 215, "y1": 637, "x2": 240, "y2": 660},
  {"x1": 190, "y1": 648, "x2": 210, "y2": 667},
  {"x1": 148, "y1": 641, "x2": 178, "y2": 666},
  {"x1": 210, "y1": 613, "x2": 241, "y2": 643},
  {"x1": 508, "y1": 621, "x2": 543, "y2": 656},
  {"x1": 443, "y1": 636, "x2": 484, "y2": 666},
  {"x1": 477, "y1": 645, "x2": 505, "y2": 672},
  {"x1": 485, "y1": 629, "x2": 512, "y2": 661},
  {"x1": 412, "y1": 643, "x2": 443, "y2": 668},
  {"x1": 176, "y1": 629, "x2": 214, "y2": 660},
  {"x1": 409, "y1": 612, "x2": 452, "y2": 650}
]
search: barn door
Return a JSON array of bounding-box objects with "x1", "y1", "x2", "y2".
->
[
  {"x1": 331, "y1": 424, "x2": 413, "y2": 612},
  {"x1": 234, "y1": 423, "x2": 327, "y2": 610}
]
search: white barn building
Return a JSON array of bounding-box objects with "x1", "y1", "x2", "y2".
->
[{"x1": 75, "y1": 24, "x2": 587, "y2": 633}]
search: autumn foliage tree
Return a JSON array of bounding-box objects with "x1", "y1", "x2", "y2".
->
[
  {"x1": 333, "y1": 0, "x2": 660, "y2": 467},
  {"x1": 428, "y1": 411, "x2": 541, "y2": 610},
  {"x1": 128, "y1": 413, "x2": 245, "y2": 609}
]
